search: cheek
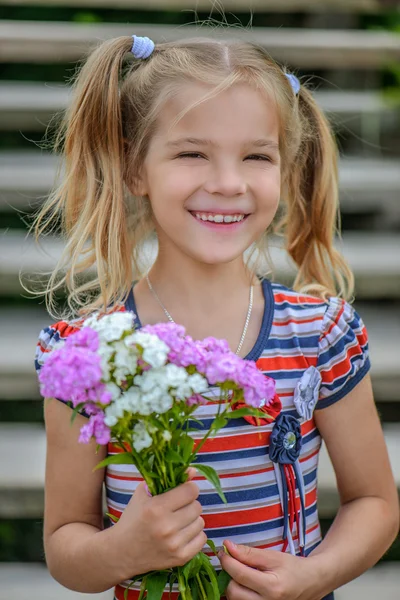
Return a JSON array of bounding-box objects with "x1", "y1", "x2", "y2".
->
[{"x1": 150, "y1": 168, "x2": 196, "y2": 211}]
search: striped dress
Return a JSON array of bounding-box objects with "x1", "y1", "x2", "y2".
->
[{"x1": 35, "y1": 280, "x2": 370, "y2": 600}]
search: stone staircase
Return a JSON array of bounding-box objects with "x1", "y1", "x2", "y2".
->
[{"x1": 0, "y1": 2, "x2": 399, "y2": 599}]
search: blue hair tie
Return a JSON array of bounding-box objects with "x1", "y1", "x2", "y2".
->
[
  {"x1": 285, "y1": 73, "x2": 300, "y2": 95},
  {"x1": 131, "y1": 35, "x2": 155, "y2": 59}
]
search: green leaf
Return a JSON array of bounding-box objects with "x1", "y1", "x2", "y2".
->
[
  {"x1": 217, "y1": 570, "x2": 231, "y2": 595},
  {"x1": 191, "y1": 581, "x2": 200, "y2": 600},
  {"x1": 93, "y1": 453, "x2": 135, "y2": 472},
  {"x1": 165, "y1": 449, "x2": 184, "y2": 464},
  {"x1": 182, "y1": 553, "x2": 202, "y2": 581},
  {"x1": 146, "y1": 571, "x2": 169, "y2": 600},
  {"x1": 200, "y1": 560, "x2": 220, "y2": 600},
  {"x1": 180, "y1": 436, "x2": 194, "y2": 463},
  {"x1": 206, "y1": 539, "x2": 218, "y2": 555},
  {"x1": 225, "y1": 407, "x2": 267, "y2": 419},
  {"x1": 212, "y1": 416, "x2": 227, "y2": 430},
  {"x1": 169, "y1": 572, "x2": 177, "y2": 596},
  {"x1": 105, "y1": 512, "x2": 119, "y2": 523},
  {"x1": 191, "y1": 464, "x2": 227, "y2": 504}
]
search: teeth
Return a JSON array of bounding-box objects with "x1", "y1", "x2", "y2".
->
[{"x1": 194, "y1": 213, "x2": 246, "y2": 223}]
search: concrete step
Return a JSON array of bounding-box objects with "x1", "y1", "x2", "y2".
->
[
  {"x1": 0, "y1": 0, "x2": 384, "y2": 13},
  {"x1": 1, "y1": 20, "x2": 400, "y2": 67},
  {"x1": 0, "y1": 563, "x2": 112, "y2": 600},
  {"x1": 1, "y1": 82, "x2": 398, "y2": 131},
  {"x1": 0, "y1": 422, "x2": 398, "y2": 518},
  {"x1": 2, "y1": 229, "x2": 400, "y2": 299},
  {"x1": 0, "y1": 562, "x2": 399, "y2": 600},
  {"x1": 2, "y1": 152, "x2": 400, "y2": 216}
]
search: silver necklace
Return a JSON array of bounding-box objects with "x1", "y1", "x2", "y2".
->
[{"x1": 145, "y1": 273, "x2": 253, "y2": 356}]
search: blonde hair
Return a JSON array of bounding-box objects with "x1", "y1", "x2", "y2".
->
[{"x1": 27, "y1": 34, "x2": 354, "y2": 320}]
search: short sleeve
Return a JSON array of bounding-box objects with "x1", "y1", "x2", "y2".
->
[
  {"x1": 315, "y1": 297, "x2": 370, "y2": 409},
  {"x1": 35, "y1": 319, "x2": 90, "y2": 418}
]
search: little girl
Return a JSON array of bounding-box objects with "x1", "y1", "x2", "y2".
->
[{"x1": 33, "y1": 34, "x2": 398, "y2": 600}]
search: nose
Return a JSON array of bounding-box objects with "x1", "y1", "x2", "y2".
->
[{"x1": 203, "y1": 162, "x2": 247, "y2": 197}]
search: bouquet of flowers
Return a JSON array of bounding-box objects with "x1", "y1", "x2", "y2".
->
[{"x1": 38, "y1": 310, "x2": 277, "y2": 600}]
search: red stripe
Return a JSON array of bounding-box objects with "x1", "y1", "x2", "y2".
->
[
  {"x1": 274, "y1": 292, "x2": 324, "y2": 305},
  {"x1": 203, "y1": 488, "x2": 317, "y2": 529},
  {"x1": 272, "y1": 315, "x2": 323, "y2": 327},
  {"x1": 321, "y1": 342, "x2": 363, "y2": 383},
  {"x1": 324, "y1": 302, "x2": 345, "y2": 337},
  {"x1": 256, "y1": 356, "x2": 311, "y2": 370}
]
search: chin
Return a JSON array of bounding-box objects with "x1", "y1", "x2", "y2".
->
[{"x1": 188, "y1": 246, "x2": 248, "y2": 266}]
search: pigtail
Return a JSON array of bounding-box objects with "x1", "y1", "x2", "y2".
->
[
  {"x1": 31, "y1": 36, "x2": 136, "y2": 318},
  {"x1": 281, "y1": 86, "x2": 354, "y2": 301}
]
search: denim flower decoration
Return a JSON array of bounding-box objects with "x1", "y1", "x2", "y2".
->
[
  {"x1": 293, "y1": 365, "x2": 322, "y2": 421},
  {"x1": 269, "y1": 413, "x2": 302, "y2": 464}
]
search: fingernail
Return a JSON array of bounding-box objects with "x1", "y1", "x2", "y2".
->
[
  {"x1": 218, "y1": 550, "x2": 224, "y2": 559},
  {"x1": 144, "y1": 483, "x2": 152, "y2": 497}
]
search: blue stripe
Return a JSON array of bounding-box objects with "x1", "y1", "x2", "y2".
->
[
  {"x1": 206, "y1": 515, "x2": 285, "y2": 538},
  {"x1": 107, "y1": 482, "x2": 281, "y2": 507},
  {"x1": 261, "y1": 369, "x2": 306, "y2": 380},
  {"x1": 205, "y1": 502, "x2": 317, "y2": 539},
  {"x1": 273, "y1": 301, "x2": 325, "y2": 311},
  {"x1": 266, "y1": 335, "x2": 320, "y2": 350}
]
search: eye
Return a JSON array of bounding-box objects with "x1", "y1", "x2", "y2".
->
[
  {"x1": 176, "y1": 152, "x2": 205, "y2": 159},
  {"x1": 246, "y1": 154, "x2": 271, "y2": 162}
]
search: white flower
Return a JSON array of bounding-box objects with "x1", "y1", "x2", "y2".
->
[
  {"x1": 132, "y1": 421, "x2": 153, "y2": 452},
  {"x1": 122, "y1": 387, "x2": 141, "y2": 412},
  {"x1": 188, "y1": 374, "x2": 209, "y2": 394},
  {"x1": 163, "y1": 363, "x2": 189, "y2": 387},
  {"x1": 134, "y1": 370, "x2": 161, "y2": 393},
  {"x1": 105, "y1": 382, "x2": 122, "y2": 402},
  {"x1": 83, "y1": 312, "x2": 134, "y2": 343},
  {"x1": 162, "y1": 430, "x2": 172, "y2": 442},
  {"x1": 130, "y1": 331, "x2": 169, "y2": 368}
]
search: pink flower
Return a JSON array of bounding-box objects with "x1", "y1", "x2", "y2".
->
[
  {"x1": 78, "y1": 412, "x2": 111, "y2": 445},
  {"x1": 38, "y1": 337, "x2": 104, "y2": 408}
]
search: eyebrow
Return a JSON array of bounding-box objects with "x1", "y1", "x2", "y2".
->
[{"x1": 165, "y1": 137, "x2": 280, "y2": 151}]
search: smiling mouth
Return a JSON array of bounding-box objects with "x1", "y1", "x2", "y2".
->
[{"x1": 190, "y1": 211, "x2": 249, "y2": 223}]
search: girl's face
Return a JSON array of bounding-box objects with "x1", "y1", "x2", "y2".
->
[{"x1": 136, "y1": 82, "x2": 281, "y2": 266}]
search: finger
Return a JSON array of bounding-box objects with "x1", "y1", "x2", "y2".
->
[
  {"x1": 186, "y1": 467, "x2": 197, "y2": 481},
  {"x1": 178, "y1": 516, "x2": 205, "y2": 546},
  {"x1": 219, "y1": 551, "x2": 266, "y2": 593},
  {"x1": 159, "y1": 480, "x2": 199, "y2": 512},
  {"x1": 178, "y1": 530, "x2": 207, "y2": 563},
  {"x1": 224, "y1": 540, "x2": 274, "y2": 571},
  {"x1": 226, "y1": 579, "x2": 261, "y2": 600},
  {"x1": 173, "y1": 500, "x2": 202, "y2": 529}
]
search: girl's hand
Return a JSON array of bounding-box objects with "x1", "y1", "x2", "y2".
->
[
  {"x1": 112, "y1": 468, "x2": 207, "y2": 579},
  {"x1": 218, "y1": 539, "x2": 325, "y2": 600}
]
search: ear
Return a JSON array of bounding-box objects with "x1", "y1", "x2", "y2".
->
[
  {"x1": 130, "y1": 176, "x2": 148, "y2": 197},
  {"x1": 123, "y1": 138, "x2": 149, "y2": 196}
]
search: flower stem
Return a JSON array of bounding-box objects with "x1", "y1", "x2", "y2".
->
[{"x1": 195, "y1": 573, "x2": 208, "y2": 600}]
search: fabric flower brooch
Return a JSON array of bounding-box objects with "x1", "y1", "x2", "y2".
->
[
  {"x1": 293, "y1": 365, "x2": 322, "y2": 421},
  {"x1": 269, "y1": 366, "x2": 322, "y2": 556}
]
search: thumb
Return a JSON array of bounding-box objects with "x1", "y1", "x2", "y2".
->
[
  {"x1": 132, "y1": 480, "x2": 153, "y2": 502},
  {"x1": 186, "y1": 467, "x2": 198, "y2": 481},
  {"x1": 223, "y1": 540, "x2": 281, "y2": 570}
]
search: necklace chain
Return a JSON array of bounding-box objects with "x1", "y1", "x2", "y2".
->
[{"x1": 145, "y1": 273, "x2": 253, "y2": 356}]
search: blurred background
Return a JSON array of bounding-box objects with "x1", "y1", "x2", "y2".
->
[{"x1": 0, "y1": 1, "x2": 399, "y2": 599}]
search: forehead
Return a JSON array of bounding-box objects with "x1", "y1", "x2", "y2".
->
[{"x1": 150, "y1": 82, "x2": 280, "y2": 147}]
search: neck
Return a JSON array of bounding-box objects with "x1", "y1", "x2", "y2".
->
[{"x1": 147, "y1": 247, "x2": 253, "y2": 315}]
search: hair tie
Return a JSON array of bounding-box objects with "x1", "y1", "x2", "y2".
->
[
  {"x1": 285, "y1": 73, "x2": 300, "y2": 95},
  {"x1": 131, "y1": 35, "x2": 155, "y2": 59}
]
